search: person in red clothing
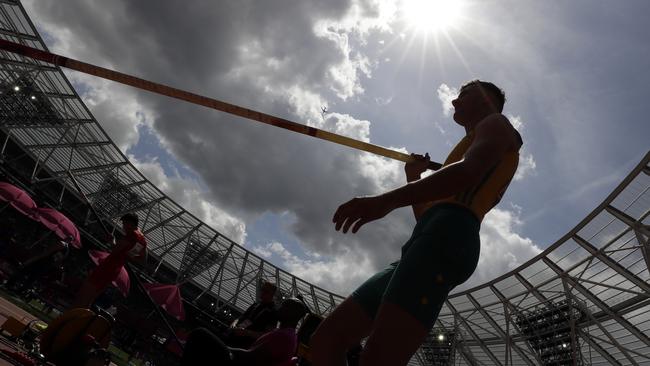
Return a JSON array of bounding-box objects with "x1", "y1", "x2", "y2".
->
[
  {"x1": 181, "y1": 298, "x2": 309, "y2": 366},
  {"x1": 72, "y1": 213, "x2": 147, "y2": 308}
]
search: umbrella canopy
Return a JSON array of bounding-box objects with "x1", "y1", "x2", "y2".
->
[
  {"x1": 142, "y1": 283, "x2": 185, "y2": 321},
  {"x1": 36, "y1": 207, "x2": 81, "y2": 248},
  {"x1": 0, "y1": 182, "x2": 39, "y2": 220},
  {"x1": 88, "y1": 250, "x2": 130, "y2": 297}
]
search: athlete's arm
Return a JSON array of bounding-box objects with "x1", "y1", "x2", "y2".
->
[
  {"x1": 404, "y1": 153, "x2": 433, "y2": 221},
  {"x1": 113, "y1": 237, "x2": 132, "y2": 253},
  {"x1": 128, "y1": 247, "x2": 147, "y2": 265},
  {"x1": 230, "y1": 332, "x2": 283, "y2": 366},
  {"x1": 333, "y1": 114, "x2": 517, "y2": 233}
]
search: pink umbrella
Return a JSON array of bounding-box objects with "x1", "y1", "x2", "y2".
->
[
  {"x1": 36, "y1": 207, "x2": 81, "y2": 248},
  {"x1": 143, "y1": 283, "x2": 186, "y2": 321},
  {"x1": 88, "y1": 250, "x2": 130, "y2": 297},
  {"x1": 0, "y1": 182, "x2": 39, "y2": 220}
]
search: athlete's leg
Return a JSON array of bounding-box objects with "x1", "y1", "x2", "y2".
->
[
  {"x1": 360, "y1": 301, "x2": 429, "y2": 366},
  {"x1": 357, "y1": 257, "x2": 451, "y2": 366},
  {"x1": 357, "y1": 205, "x2": 481, "y2": 366},
  {"x1": 311, "y1": 297, "x2": 373, "y2": 366},
  {"x1": 312, "y1": 261, "x2": 398, "y2": 366}
]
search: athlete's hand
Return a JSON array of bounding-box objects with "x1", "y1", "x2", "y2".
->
[
  {"x1": 404, "y1": 153, "x2": 430, "y2": 181},
  {"x1": 333, "y1": 195, "x2": 394, "y2": 233}
]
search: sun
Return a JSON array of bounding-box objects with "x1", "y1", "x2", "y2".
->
[{"x1": 401, "y1": 0, "x2": 464, "y2": 33}]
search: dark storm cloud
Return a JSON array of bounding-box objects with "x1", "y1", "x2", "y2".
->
[{"x1": 26, "y1": 0, "x2": 417, "y2": 281}]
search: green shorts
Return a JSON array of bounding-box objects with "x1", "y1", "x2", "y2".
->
[{"x1": 351, "y1": 203, "x2": 480, "y2": 329}]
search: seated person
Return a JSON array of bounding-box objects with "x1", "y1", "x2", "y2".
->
[
  {"x1": 182, "y1": 298, "x2": 308, "y2": 366},
  {"x1": 4, "y1": 238, "x2": 68, "y2": 294},
  {"x1": 227, "y1": 281, "x2": 278, "y2": 347}
]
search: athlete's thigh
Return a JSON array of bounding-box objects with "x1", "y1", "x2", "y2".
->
[
  {"x1": 312, "y1": 260, "x2": 398, "y2": 347},
  {"x1": 312, "y1": 296, "x2": 373, "y2": 348},
  {"x1": 360, "y1": 301, "x2": 429, "y2": 366}
]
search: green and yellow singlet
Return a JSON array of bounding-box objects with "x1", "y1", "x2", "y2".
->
[{"x1": 428, "y1": 126, "x2": 522, "y2": 222}]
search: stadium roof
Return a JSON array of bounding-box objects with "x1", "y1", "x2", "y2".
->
[{"x1": 1, "y1": 1, "x2": 648, "y2": 364}]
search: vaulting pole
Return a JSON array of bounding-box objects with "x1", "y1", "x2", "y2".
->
[{"x1": 0, "y1": 39, "x2": 441, "y2": 170}]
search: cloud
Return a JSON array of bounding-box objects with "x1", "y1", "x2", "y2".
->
[
  {"x1": 436, "y1": 83, "x2": 458, "y2": 117},
  {"x1": 375, "y1": 96, "x2": 393, "y2": 106},
  {"x1": 252, "y1": 245, "x2": 273, "y2": 259},
  {"x1": 68, "y1": 74, "x2": 154, "y2": 151},
  {"x1": 507, "y1": 115, "x2": 537, "y2": 181},
  {"x1": 252, "y1": 241, "x2": 376, "y2": 294},
  {"x1": 508, "y1": 114, "x2": 524, "y2": 130},
  {"x1": 131, "y1": 156, "x2": 247, "y2": 243},
  {"x1": 455, "y1": 207, "x2": 542, "y2": 292},
  {"x1": 324, "y1": 112, "x2": 371, "y2": 142},
  {"x1": 358, "y1": 149, "x2": 408, "y2": 192},
  {"x1": 515, "y1": 153, "x2": 537, "y2": 181}
]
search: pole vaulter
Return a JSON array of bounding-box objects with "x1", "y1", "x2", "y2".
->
[{"x1": 0, "y1": 39, "x2": 441, "y2": 170}]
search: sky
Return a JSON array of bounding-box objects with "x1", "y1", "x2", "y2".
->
[{"x1": 22, "y1": 0, "x2": 650, "y2": 295}]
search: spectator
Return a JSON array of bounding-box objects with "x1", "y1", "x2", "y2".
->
[
  {"x1": 227, "y1": 281, "x2": 278, "y2": 348},
  {"x1": 4, "y1": 238, "x2": 68, "y2": 294},
  {"x1": 182, "y1": 298, "x2": 308, "y2": 366}
]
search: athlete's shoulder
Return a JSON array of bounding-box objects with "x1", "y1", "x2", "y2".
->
[
  {"x1": 125, "y1": 229, "x2": 146, "y2": 245},
  {"x1": 134, "y1": 229, "x2": 147, "y2": 245},
  {"x1": 475, "y1": 113, "x2": 522, "y2": 150},
  {"x1": 476, "y1": 113, "x2": 509, "y2": 130}
]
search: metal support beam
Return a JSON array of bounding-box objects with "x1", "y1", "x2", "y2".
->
[
  {"x1": 179, "y1": 232, "x2": 222, "y2": 281},
  {"x1": 214, "y1": 254, "x2": 266, "y2": 314},
  {"x1": 143, "y1": 210, "x2": 184, "y2": 235},
  {"x1": 573, "y1": 234, "x2": 650, "y2": 293},
  {"x1": 633, "y1": 229, "x2": 650, "y2": 277},
  {"x1": 111, "y1": 196, "x2": 165, "y2": 221},
  {"x1": 543, "y1": 257, "x2": 650, "y2": 348},
  {"x1": 0, "y1": 28, "x2": 37, "y2": 41},
  {"x1": 467, "y1": 293, "x2": 535, "y2": 366},
  {"x1": 446, "y1": 300, "x2": 504, "y2": 366},
  {"x1": 48, "y1": 161, "x2": 129, "y2": 176},
  {"x1": 577, "y1": 328, "x2": 623, "y2": 366},
  {"x1": 23, "y1": 140, "x2": 112, "y2": 149},
  {"x1": 310, "y1": 286, "x2": 321, "y2": 315},
  {"x1": 232, "y1": 252, "x2": 251, "y2": 307},
  {"x1": 606, "y1": 205, "x2": 650, "y2": 237},
  {"x1": 86, "y1": 178, "x2": 148, "y2": 198},
  {"x1": 157, "y1": 223, "x2": 202, "y2": 263},
  {"x1": 194, "y1": 242, "x2": 235, "y2": 302}
]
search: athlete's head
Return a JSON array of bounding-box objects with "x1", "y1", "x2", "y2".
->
[
  {"x1": 120, "y1": 212, "x2": 139, "y2": 231},
  {"x1": 277, "y1": 298, "x2": 309, "y2": 326},
  {"x1": 452, "y1": 80, "x2": 505, "y2": 125},
  {"x1": 259, "y1": 281, "x2": 277, "y2": 304}
]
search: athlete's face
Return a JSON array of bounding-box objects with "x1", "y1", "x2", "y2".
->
[
  {"x1": 451, "y1": 84, "x2": 491, "y2": 126},
  {"x1": 122, "y1": 220, "x2": 136, "y2": 232},
  {"x1": 277, "y1": 299, "x2": 306, "y2": 324},
  {"x1": 260, "y1": 284, "x2": 276, "y2": 303}
]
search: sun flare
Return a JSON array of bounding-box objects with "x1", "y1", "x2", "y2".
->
[{"x1": 402, "y1": 0, "x2": 464, "y2": 33}]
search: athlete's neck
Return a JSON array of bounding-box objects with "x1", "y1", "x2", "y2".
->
[{"x1": 463, "y1": 109, "x2": 499, "y2": 134}]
